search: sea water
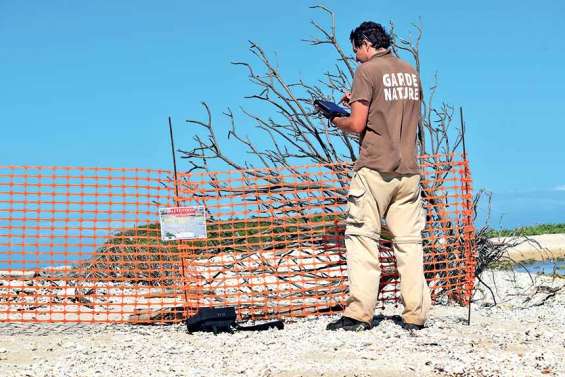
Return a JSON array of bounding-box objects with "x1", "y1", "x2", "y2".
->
[{"x1": 515, "y1": 259, "x2": 565, "y2": 275}]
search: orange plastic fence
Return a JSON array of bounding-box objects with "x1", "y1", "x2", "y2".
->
[{"x1": 0, "y1": 156, "x2": 475, "y2": 323}]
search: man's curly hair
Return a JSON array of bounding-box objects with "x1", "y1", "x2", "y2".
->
[{"x1": 350, "y1": 21, "x2": 391, "y2": 50}]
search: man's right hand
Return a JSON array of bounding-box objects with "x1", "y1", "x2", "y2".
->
[{"x1": 340, "y1": 92, "x2": 352, "y2": 109}]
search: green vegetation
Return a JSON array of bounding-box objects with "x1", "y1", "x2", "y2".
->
[
  {"x1": 80, "y1": 223, "x2": 183, "y2": 285},
  {"x1": 487, "y1": 258, "x2": 538, "y2": 270},
  {"x1": 485, "y1": 223, "x2": 565, "y2": 238},
  {"x1": 83, "y1": 218, "x2": 564, "y2": 284},
  {"x1": 80, "y1": 215, "x2": 345, "y2": 285}
]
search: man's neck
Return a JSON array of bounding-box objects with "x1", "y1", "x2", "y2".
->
[{"x1": 367, "y1": 47, "x2": 389, "y2": 60}]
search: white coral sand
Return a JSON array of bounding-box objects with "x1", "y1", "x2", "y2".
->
[{"x1": 0, "y1": 270, "x2": 563, "y2": 377}]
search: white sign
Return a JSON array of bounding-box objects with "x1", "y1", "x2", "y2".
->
[{"x1": 158, "y1": 206, "x2": 207, "y2": 241}]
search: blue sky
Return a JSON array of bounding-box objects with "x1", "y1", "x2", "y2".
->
[{"x1": 1, "y1": 0, "x2": 564, "y2": 228}]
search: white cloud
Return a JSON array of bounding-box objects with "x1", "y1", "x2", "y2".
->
[{"x1": 554, "y1": 185, "x2": 565, "y2": 191}]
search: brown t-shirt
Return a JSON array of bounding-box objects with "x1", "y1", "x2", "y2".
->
[{"x1": 350, "y1": 49, "x2": 421, "y2": 174}]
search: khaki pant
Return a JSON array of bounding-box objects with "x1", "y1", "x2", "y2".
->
[{"x1": 343, "y1": 167, "x2": 431, "y2": 325}]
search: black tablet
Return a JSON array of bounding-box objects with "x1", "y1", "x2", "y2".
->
[{"x1": 314, "y1": 99, "x2": 350, "y2": 118}]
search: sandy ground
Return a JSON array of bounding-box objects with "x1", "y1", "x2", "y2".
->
[
  {"x1": 495, "y1": 233, "x2": 565, "y2": 262},
  {"x1": 0, "y1": 269, "x2": 563, "y2": 377},
  {"x1": 0, "y1": 235, "x2": 563, "y2": 376}
]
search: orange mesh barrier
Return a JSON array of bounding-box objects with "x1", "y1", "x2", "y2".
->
[{"x1": 0, "y1": 156, "x2": 475, "y2": 323}]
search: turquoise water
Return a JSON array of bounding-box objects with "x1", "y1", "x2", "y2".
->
[{"x1": 515, "y1": 259, "x2": 565, "y2": 275}]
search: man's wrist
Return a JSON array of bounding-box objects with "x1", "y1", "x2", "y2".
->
[{"x1": 331, "y1": 116, "x2": 344, "y2": 129}]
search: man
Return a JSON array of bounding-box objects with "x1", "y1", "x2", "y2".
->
[{"x1": 326, "y1": 21, "x2": 431, "y2": 331}]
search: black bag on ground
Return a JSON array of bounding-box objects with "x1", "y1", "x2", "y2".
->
[{"x1": 186, "y1": 307, "x2": 284, "y2": 334}]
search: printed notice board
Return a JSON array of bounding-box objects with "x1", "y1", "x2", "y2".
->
[{"x1": 158, "y1": 206, "x2": 207, "y2": 241}]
